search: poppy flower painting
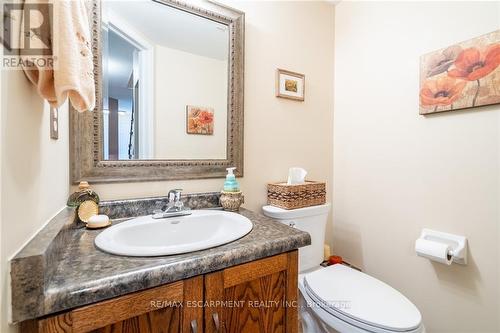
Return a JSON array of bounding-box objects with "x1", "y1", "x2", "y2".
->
[
  {"x1": 186, "y1": 106, "x2": 214, "y2": 135},
  {"x1": 420, "y1": 30, "x2": 500, "y2": 115}
]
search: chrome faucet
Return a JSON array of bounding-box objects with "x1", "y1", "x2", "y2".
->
[
  {"x1": 152, "y1": 189, "x2": 192, "y2": 219},
  {"x1": 166, "y1": 189, "x2": 184, "y2": 212}
]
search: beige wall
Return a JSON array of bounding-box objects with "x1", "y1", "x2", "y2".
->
[
  {"x1": 154, "y1": 45, "x2": 227, "y2": 159},
  {"x1": 0, "y1": 69, "x2": 70, "y2": 332},
  {"x1": 90, "y1": 0, "x2": 335, "y2": 238},
  {"x1": 333, "y1": 1, "x2": 499, "y2": 332}
]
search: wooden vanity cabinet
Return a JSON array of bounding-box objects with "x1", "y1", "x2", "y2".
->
[
  {"x1": 21, "y1": 251, "x2": 298, "y2": 333},
  {"x1": 204, "y1": 251, "x2": 298, "y2": 333},
  {"x1": 21, "y1": 276, "x2": 203, "y2": 333}
]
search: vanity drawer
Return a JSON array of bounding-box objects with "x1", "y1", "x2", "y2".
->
[{"x1": 21, "y1": 277, "x2": 203, "y2": 333}]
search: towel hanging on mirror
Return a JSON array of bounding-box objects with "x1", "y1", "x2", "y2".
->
[{"x1": 20, "y1": 0, "x2": 95, "y2": 112}]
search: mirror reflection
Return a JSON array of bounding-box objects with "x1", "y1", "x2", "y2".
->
[{"x1": 102, "y1": 0, "x2": 229, "y2": 160}]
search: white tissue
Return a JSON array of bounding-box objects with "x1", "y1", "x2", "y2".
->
[
  {"x1": 415, "y1": 238, "x2": 453, "y2": 265},
  {"x1": 287, "y1": 167, "x2": 307, "y2": 185}
]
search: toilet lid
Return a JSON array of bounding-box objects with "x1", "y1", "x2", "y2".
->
[{"x1": 304, "y1": 265, "x2": 422, "y2": 332}]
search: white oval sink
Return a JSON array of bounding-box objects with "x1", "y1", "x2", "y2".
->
[{"x1": 95, "y1": 210, "x2": 253, "y2": 256}]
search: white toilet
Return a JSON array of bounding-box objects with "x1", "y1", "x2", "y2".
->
[{"x1": 262, "y1": 203, "x2": 425, "y2": 333}]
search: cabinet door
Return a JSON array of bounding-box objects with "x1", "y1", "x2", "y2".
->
[
  {"x1": 204, "y1": 251, "x2": 298, "y2": 333},
  {"x1": 22, "y1": 276, "x2": 203, "y2": 333}
]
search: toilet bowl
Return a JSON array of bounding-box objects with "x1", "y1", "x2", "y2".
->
[{"x1": 262, "y1": 204, "x2": 425, "y2": 333}]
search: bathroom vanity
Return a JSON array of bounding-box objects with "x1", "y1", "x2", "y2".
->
[
  {"x1": 11, "y1": 194, "x2": 310, "y2": 333},
  {"x1": 9, "y1": 0, "x2": 311, "y2": 331},
  {"x1": 21, "y1": 252, "x2": 298, "y2": 333}
]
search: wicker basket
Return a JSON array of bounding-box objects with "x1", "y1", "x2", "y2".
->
[{"x1": 267, "y1": 181, "x2": 326, "y2": 210}]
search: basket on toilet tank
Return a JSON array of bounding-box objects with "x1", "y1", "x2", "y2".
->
[{"x1": 267, "y1": 181, "x2": 326, "y2": 210}]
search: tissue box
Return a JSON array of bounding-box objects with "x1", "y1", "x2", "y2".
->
[{"x1": 267, "y1": 181, "x2": 326, "y2": 210}]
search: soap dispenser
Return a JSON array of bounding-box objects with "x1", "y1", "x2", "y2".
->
[
  {"x1": 220, "y1": 167, "x2": 244, "y2": 211},
  {"x1": 223, "y1": 167, "x2": 240, "y2": 192}
]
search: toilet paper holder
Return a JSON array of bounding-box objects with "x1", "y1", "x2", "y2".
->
[{"x1": 417, "y1": 229, "x2": 468, "y2": 265}]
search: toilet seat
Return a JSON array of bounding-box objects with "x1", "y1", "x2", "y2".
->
[{"x1": 302, "y1": 265, "x2": 423, "y2": 333}]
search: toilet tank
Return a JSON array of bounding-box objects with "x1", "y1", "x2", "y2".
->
[{"x1": 262, "y1": 203, "x2": 331, "y2": 272}]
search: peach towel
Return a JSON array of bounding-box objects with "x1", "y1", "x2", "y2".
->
[{"x1": 21, "y1": 0, "x2": 95, "y2": 112}]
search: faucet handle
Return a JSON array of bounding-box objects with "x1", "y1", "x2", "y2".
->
[{"x1": 168, "y1": 188, "x2": 183, "y2": 202}]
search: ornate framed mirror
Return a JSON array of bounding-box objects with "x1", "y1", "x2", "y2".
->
[{"x1": 70, "y1": 0, "x2": 244, "y2": 183}]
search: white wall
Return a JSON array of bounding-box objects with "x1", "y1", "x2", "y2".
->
[
  {"x1": 90, "y1": 0, "x2": 335, "y2": 244},
  {"x1": 154, "y1": 45, "x2": 227, "y2": 159},
  {"x1": 0, "y1": 66, "x2": 70, "y2": 333},
  {"x1": 333, "y1": 2, "x2": 499, "y2": 332}
]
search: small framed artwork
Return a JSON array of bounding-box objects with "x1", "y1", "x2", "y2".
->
[
  {"x1": 186, "y1": 105, "x2": 214, "y2": 135},
  {"x1": 276, "y1": 68, "x2": 305, "y2": 101}
]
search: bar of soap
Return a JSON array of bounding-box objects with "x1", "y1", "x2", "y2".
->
[{"x1": 87, "y1": 214, "x2": 111, "y2": 229}]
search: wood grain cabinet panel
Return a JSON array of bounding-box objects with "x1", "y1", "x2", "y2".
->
[
  {"x1": 21, "y1": 252, "x2": 299, "y2": 333},
  {"x1": 89, "y1": 306, "x2": 181, "y2": 333},
  {"x1": 205, "y1": 252, "x2": 298, "y2": 333},
  {"x1": 223, "y1": 271, "x2": 286, "y2": 333},
  {"x1": 21, "y1": 277, "x2": 201, "y2": 333}
]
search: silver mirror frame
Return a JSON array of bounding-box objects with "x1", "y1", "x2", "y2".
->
[{"x1": 70, "y1": 0, "x2": 244, "y2": 183}]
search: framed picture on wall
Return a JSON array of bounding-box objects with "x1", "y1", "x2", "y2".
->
[
  {"x1": 186, "y1": 105, "x2": 214, "y2": 135},
  {"x1": 419, "y1": 29, "x2": 500, "y2": 115},
  {"x1": 276, "y1": 68, "x2": 305, "y2": 101}
]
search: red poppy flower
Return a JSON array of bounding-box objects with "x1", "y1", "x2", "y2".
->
[
  {"x1": 420, "y1": 76, "x2": 466, "y2": 107},
  {"x1": 448, "y1": 44, "x2": 500, "y2": 81},
  {"x1": 198, "y1": 111, "x2": 213, "y2": 124}
]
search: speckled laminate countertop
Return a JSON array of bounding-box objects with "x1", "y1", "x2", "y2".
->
[{"x1": 11, "y1": 193, "x2": 310, "y2": 323}]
